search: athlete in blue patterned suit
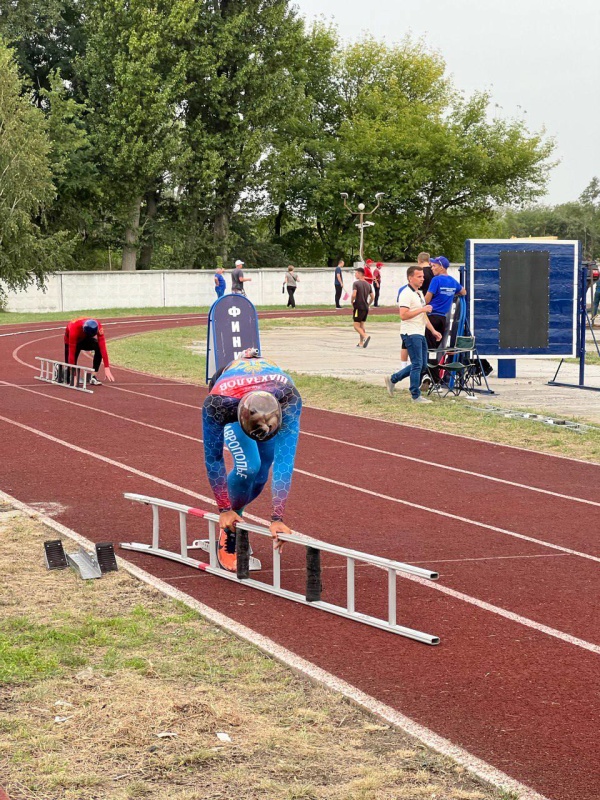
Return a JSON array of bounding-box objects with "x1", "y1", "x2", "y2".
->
[{"x1": 202, "y1": 349, "x2": 302, "y2": 570}]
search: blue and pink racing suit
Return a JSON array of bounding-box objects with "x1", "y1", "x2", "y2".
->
[{"x1": 202, "y1": 357, "x2": 302, "y2": 521}]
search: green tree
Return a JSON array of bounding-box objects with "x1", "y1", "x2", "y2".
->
[
  {"x1": 180, "y1": 0, "x2": 309, "y2": 264},
  {"x1": 84, "y1": 0, "x2": 192, "y2": 270},
  {"x1": 0, "y1": 0, "x2": 87, "y2": 103},
  {"x1": 267, "y1": 35, "x2": 554, "y2": 265},
  {"x1": 0, "y1": 40, "x2": 72, "y2": 300}
]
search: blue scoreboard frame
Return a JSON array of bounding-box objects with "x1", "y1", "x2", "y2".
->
[{"x1": 465, "y1": 239, "x2": 580, "y2": 358}]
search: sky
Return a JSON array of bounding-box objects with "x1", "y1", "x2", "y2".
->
[{"x1": 295, "y1": 0, "x2": 600, "y2": 205}]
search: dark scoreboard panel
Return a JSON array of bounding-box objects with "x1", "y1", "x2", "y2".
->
[{"x1": 466, "y1": 240, "x2": 579, "y2": 358}]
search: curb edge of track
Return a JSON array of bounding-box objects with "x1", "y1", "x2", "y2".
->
[{"x1": 0, "y1": 488, "x2": 551, "y2": 800}]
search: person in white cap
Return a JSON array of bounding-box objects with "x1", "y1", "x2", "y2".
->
[{"x1": 231, "y1": 259, "x2": 252, "y2": 295}]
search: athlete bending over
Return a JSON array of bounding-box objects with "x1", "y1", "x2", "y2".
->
[{"x1": 202, "y1": 350, "x2": 302, "y2": 571}]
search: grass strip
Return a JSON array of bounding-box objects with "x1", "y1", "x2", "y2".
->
[
  {"x1": 0, "y1": 511, "x2": 514, "y2": 800},
  {"x1": 109, "y1": 326, "x2": 600, "y2": 463}
]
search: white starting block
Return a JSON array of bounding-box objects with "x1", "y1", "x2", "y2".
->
[
  {"x1": 35, "y1": 357, "x2": 94, "y2": 393},
  {"x1": 120, "y1": 492, "x2": 441, "y2": 645}
]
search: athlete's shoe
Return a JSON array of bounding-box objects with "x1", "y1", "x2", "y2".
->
[
  {"x1": 89, "y1": 375, "x2": 102, "y2": 386},
  {"x1": 217, "y1": 527, "x2": 237, "y2": 572},
  {"x1": 362, "y1": 336, "x2": 371, "y2": 348},
  {"x1": 412, "y1": 395, "x2": 432, "y2": 404},
  {"x1": 384, "y1": 376, "x2": 395, "y2": 397}
]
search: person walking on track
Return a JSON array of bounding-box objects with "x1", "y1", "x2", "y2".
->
[
  {"x1": 63, "y1": 318, "x2": 115, "y2": 385},
  {"x1": 202, "y1": 349, "x2": 302, "y2": 571}
]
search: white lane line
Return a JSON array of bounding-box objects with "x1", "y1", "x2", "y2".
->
[
  {"x1": 294, "y1": 467, "x2": 600, "y2": 565},
  {"x1": 100, "y1": 384, "x2": 600, "y2": 509},
  {"x1": 1, "y1": 377, "x2": 598, "y2": 567},
  {"x1": 301, "y1": 431, "x2": 600, "y2": 508},
  {"x1": 400, "y1": 569, "x2": 600, "y2": 655},
  {"x1": 0, "y1": 308, "x2": 343, "y2": 339},
  {"x1": 0, "y1": 412, "x2": 598, "y2": 656},
  {"x1": 0, "y1": 379, "x2": 202, "y2": 443},
  {"x1": 0, "y1": 488, "x2": 551, "y2": 800},
  {"x1": 0, "y1": 314, "x2": 207, "y2": 339},
  {"x1": 307, "y1": 401, "x2": 600, "y2": 467},
  {"x1": 8, "y1": 311, "x2": 597, "y2": 472}
]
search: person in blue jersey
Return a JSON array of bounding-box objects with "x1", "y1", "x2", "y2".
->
[
  {"x1": 202, "y1": 348, "x2": 302, "y2": 571},
  {"x1": 214, "y1": 267, "x2": 226, "y2": 298},
  {"x1": 424, "y1": 256, "x2": 466, "y2": 349}
]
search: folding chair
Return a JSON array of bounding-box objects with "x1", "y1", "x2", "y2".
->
[
  {"x1": 427, "y1": 336, "x2": 479, "y2": 399},
  {"x1": 441, "y1": 336, "x2": 478, "y2": 397}
]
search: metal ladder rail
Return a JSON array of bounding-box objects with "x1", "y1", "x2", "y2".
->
[
  {"x1": 121, "y1": 493, "x2": 440, "y2": 645},
  {"x1": 35, "y1": 357, "x2": 94, "y2": 392}
]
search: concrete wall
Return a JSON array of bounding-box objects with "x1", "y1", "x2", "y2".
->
[{"x1": 2, "y1": 265, "x2": 464, "y2": 313}]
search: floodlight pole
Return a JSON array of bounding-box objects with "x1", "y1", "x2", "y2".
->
[{"x1": 340, "y1": 193, "x2": 384, "y2": 263}]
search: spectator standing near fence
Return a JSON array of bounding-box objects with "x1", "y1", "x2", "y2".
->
[
  {"x1": 363, "y1": 259, "x2": 375, "y2": 287},
  {"x1": 351, "y1": 267, "x2": 374, "y2": 348},
  {"x1": 214, "y1": 267, "x2": 226, "y2": 298},
  {"x1": 373, "y1": 262, "x2": 383, "y2": 307},
  {"x1": 283, "y1": 265, "x2": 299, "y2": 308},
  {"x1": 334, "y1": 258, "x2": 345, "y2": 307},
  {"x1": 384, "y1": 266, "x2": 441, "y2": 403},
  {"x1": 231, "y1": 260, "x2": 252, "y2": 295}
]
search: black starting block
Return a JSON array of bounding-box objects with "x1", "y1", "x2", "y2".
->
[{"x1": 44, "y1": 540, "x2": 118, "y2": 579}]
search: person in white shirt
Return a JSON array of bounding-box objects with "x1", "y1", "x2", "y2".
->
[{"x1": 384, "y1": 266, "x2": 441, "y2": 403}]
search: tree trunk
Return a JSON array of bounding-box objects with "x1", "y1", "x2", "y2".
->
[
  {"x1": 138, "y1": 190, "x2": 159, "y2": 270},
  {"x1": 214, "y1": 208, "x2": 230, "y2": 262},
  {"x1": 122, "y1": 197, "x2": 142, "y2": 271},
  {"x1": 275, "y1": 202, "x2": 285, "y2": 237}
]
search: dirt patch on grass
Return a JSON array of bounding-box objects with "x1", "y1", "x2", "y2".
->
[{"x1": 0, "y1": 511, "x2": 510, "y2": 800}]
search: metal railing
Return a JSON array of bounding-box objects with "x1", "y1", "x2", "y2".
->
[
  {"x1": 35, "y1": 357, "x2": 94, "y2": 393},
  {"x1": 121, "y1": 493, "x2": 441, "y2": 645}
]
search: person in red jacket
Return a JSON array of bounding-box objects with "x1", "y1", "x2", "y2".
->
[
  {"x1": 63, "y1": 318, "x2": 115, "y2": 385},
  {"x1": 363, "y1": 259, "x2": 375, "y2": 286}
]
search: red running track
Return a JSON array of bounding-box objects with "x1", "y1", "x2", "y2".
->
[{"x1": 1, "y1": 312, "x2": 600, "y2": 800}]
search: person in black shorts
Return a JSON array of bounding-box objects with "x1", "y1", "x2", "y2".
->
[{"x1": 351, "y1": 267, "x2": 374, "y2": 348}]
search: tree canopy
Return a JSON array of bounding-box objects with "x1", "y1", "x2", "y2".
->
[
  {"x1": 0, "y1": 0, "x2": 561, "y2": 281},
  {"x1": 0, "y1": 39, "x2": 73, "y2": 299}
]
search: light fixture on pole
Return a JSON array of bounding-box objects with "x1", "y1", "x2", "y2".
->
[{"x1": 340, "y1": 193, "x2": 384, "y2": 263}]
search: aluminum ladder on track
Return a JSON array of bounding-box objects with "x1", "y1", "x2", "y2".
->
[
  {"x1": 120, "y1": 492, "x2": 441, "y2": 645},
  {"x1": 35, "y1": 357, "x2": 94, "y2": 393}
]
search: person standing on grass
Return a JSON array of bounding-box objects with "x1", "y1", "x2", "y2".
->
[
  {"x1": 283, "y1": 265, "x2": 299, "y2": 308},
  {"x1": 384, "y1": 266, "x2": 441, "y2": 403},
  {"x1": 334, "y1": 258, "x2": 345, "y2": 308},
  {"x1": 231, "y1": 259, "x2": 252, "y2": 295},
  {"x1": 63, "y1": 318, "x2": 115, "y2": 386},
  {"x1": 351, "y1": 267, "x2": 374, "y2": 348},
  {"x1": 214, "y1": 267, "x2": 226, "y2": 298}
]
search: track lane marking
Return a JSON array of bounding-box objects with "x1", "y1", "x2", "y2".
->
[
  {"x1": 294, "y1": 467, "x2": 600, "y2": 565},
  {"x1": 52, "y1": 380, "x2": 600, "y2": 510},
  {"x1": 1, "y1": 378, "x2": 599, "y2": 567},
  {"x1": 1, "y1": 412, "x2": 599, "y2": 655}
]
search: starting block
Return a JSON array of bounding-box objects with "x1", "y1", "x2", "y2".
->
[
  {"x1": 35, "y1": 357, "x2": 94, "y2": 393},
  {"x1": 120, "y1": 493, "x2": 441, "y2": 645},
  {"x1": 44, "y1": 539, "x2": 118, "y2": 579}
]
